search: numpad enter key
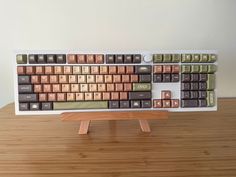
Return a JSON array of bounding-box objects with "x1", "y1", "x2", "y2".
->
[{"x1": 14, "y1": 51, "x2": 217, "y2": 115}]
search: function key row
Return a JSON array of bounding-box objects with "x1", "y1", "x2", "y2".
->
[
  {"x1": 106, "y1": 54, "x2": 141, "y2": 64},
  {"x1": 153, "y1": 54, "x2": 217, "y2": 63},
  {"x1": 181, "y1": 65, "x2": 217, "y2": 73}
]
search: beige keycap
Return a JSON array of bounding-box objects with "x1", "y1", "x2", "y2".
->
[
  {"x1": 17, "y1": 66, "x2": 25, "y2": 75},
  {"x1": 75, "y1": 93, "x2": 84, "y2": 100},
  {"x1": 124, "y1": 83, "x2": 132, "y2": 91},
  {"x1": 59, "y1": 75, "x2": 68, "y2": 83},
  {"x1": 130, "y1": 75, "x2": 138, "y2": 82},
  {"x1": 89, "y1": 84, "x2": 97, "y2": 92},
  {"x1": 94, "y1": 92, "x2": 102, "y2": 100},
  {"x1": 67, "y1": 93, "x2": 75, "y2": 101},
  {"x1": 96, "y1": 75, "x2": 104, "y2": 83},
  {"x1": 86, "y1": 54, "x2": 94, "y2": 64},
  {"x1": 62, "y1": 84, "x2": 70, "y2": 92},
  {"x1": 91, "y1": 66, "x2": 99, "y2": 74},
  {"x1": 48, "y1": 93, "x2": 56, "y2": 101},
  {"x1": 80, "y1": 84, "x2": 88, "y2": 92},
  {"x1": 71, "y1": 84, "x2": 80, "y2": 92},
  {"x1": 43, "y1": 84, "x2": 52, "y2": 92},
  {"x1": 100, "y1": 66, "x2": 108, "y2": 74},
  {"x1": 35, "y1": 66, "x2": 44, "y2": 74},
  {"x1": 87, "y1": 75, "x2": 95, "y2": 83},
  {"x1": 117, "y1": 66, "x2": 125, "y2": 74},
  {"x1": 111, "y1": 92, "x2": 119, "y2": 100},
  {"x1": 97, "y1": 84, "x2": 106, "y2": 91},
  {"x1": 113, "y1": 75, "x2": 121, "y2": 83},
  {"x1": 102, "y1": 92, "x2": 110, "y2": 100},
  {"x1": 69, "y1": 75, "x2": 77, "y2": 83},
  {"x1": 105, "y1": 75, "x2": 113, "y2": 83},
  {"x1": 45, "y1": 66, "x2": 54, "y2": 74},
  {"x1": 31, "y1": 75, "x2": 40, "y2": 84},
  {"x1": 85, "y1": 92, "x2": 93, "y2": 100},
  {"x1": 26, "y1": 66, "x2": 35, "y2": 75},
  {"x1": 82, "y1": 66, "x2": 90, "y2": 74},
  {"x1": 73, "y1": 66, "x2": 81, "y2": 74},
  {"x1": 64, "y1": 66, "x2": 72, "y2": 74},
  {"x1": 109, "y1": 66, "x2": 117, "y2": 74},
  {"x1": 122, "y1": 75, "x2": 130, "y2": 82},
  {"x1": 77, "y1": 54, "x2": 86, "y2": 64},
  {"x1": 49, "y1": 75, "x2": 58, "y2": 83},
  {"x1": 34, "y1": 84, "x2": 42, "y2": 93},
  {"x1": 57, "y1": 93, "x2": 66, "y2": 101},
  {"x1": 115, "y1": 83, "x2": 123, "y2": 91},
  {"x1": 52, "y1": 84, "x2": 61, "y2": 92},
  {"x1": 107, "y1": 83, "x2": 115, "y2": 91},
  {"x1": 119, "y1": 92, "x2": 128, "y2": 100},
  {"x1": 77, "y1": 75, "x2": 86, "y2": 83},
  {"x1": 39, "y1": 93, "x2": 47, "y2": 101},
  {"x1": 95, "y1": 54, "x2": 104, "y2": 64},
  {"x1": 126, "y1": 66, "x2": 134, "y2": 74},
  {"x1": 41, "y1": 75, "x2": 49, "y2": 84},
  {"x1": 55, "y1": 66, "x2": 63, "y2": 74}
]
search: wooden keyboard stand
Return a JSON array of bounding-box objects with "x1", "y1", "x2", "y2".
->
[{"x1": 61, "y1": 111, "x2": 169, "y2": 134}]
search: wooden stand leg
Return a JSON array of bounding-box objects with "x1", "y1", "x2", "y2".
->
[
  {"x1": 78, "y1": 120, "x2": 90, "y2": 135},
  {"x1": 139, "y1": 120, "x2": 151, "y2": 132}
]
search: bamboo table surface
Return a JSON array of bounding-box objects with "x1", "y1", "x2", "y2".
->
[{"x1": 0, "y1": 98, "x2": 236, "y2": 177}]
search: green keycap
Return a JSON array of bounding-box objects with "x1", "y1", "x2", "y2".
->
[
  {"x1": 181, "y1": 54, "x2": 191, "y2": 62},
  {"x1": 207, "y1": 74, "x2": 216, "y2": 90},
  {"x1": 172, "y1": 54, "x2": 181, "y2": 62},
  {"x1": 16, "y1": 54, "x2": 27, "y2": 64},
  {"x1": 192, "y1": 54, "x2": 200, "y2": 62},
  {"x1": 208, "y1": 54, "x2": 217, "y2": 62},
  {"x1": 153, "y1": 54, "x2": 163, "y2": 63},
  {"x1": 53, "y1": 101, "x2": 108, "y2": 110},
  {"x1": 181, "y1": 65, "x2": 191, "y2": 73},
  {"x1": 199, "y1": 65, "x2": 208, "y2": 73},
  {"x1": 133, "y1": 83, "x2": 151, "y2": 91},
  {"x1": 207, "y1": 91, "x2": 215, "y2": 107},
  {"x1": 163, "y1": 54, "x2": 172, "y2": 62},
  {"x1": 200, "y1": 54, "x2": 208, "y2": 62},
  {"x1": 208, "y1": 65, "x2": 217, "y2": 73},
  {"x1": 191, "y1": 65, "x2": 200, "y2": 73}
]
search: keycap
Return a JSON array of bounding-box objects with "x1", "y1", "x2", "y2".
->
[
  {"x1": 199, "y1": 99, "x2": 207, "y2": 107},
  {"x1": 133, "y1": 83, "x2": 151, "y2": 91},
  {"x1": 18, "y1": 85, "x2": 33, "y2": 93},
  {"x1": 129, "y1": 92, "x2": 151, "y2": 100},
  {"x1": 30, "y1": 103, "x2": 40, "y2": 110},
  {"x1": 115, "y1": 55, "x2": 123, "y2": 63},
  {"x1": 181, "y1": 100, "x2": 198, "y2": 107},
  {"x1": 56, "y1": 55, "x2": 66, "y2": 63},
  {"x1": 106, "y1": 55, "x2": 115, "y2": 63},
  {"x1": 162, "y1": 74, "x2": 171, "y2": 82},
  {"x1": 161, "y1": 90, "x2": 171, "y2": 99},
  {"x1": 181, "y1": 65, "x2": 191, "y2": 73},
  {"x1": 135, "y1": 66, "x2": 152, "y2": 74},
  {"x1": 207, "y1": 74, "x2": 215, "y2": 90},
  {"x1": 199, "y1": 91, "x2": 207, "y2": 99},
  {"x1": 171, "y1": 74, "x2": 179, "y2": 82},
  {"x1": 171, "y1": 99, "x2": 179, "y2": 108},
  {"x1": 18, "y1": 76, "x2": 30, "y2": 84},
  {"x1": 163, "y1": 54, "x2": 172, "y2": 62},
  {"x1": 139, "y1": 75, "x2": 151, "y2": 82},
  {"x1": 153, "y1": 74, "x2": 162, "y2": 82},
  {"x1": 133, "y1": 54, "x2": 141, "y2": 63},
  {"x1": 38, "y1": 55, "x2": 47, "y2": 63},
  {"x1": 181, "y1": 91, "x2": 190, "y2": 99},
  {"x1": 181, "y1": 54, "x2": 191, "y2": 62},
  {"x1": 192, "y1": 54, "x2": 200, "y2": 62},
  {"x1": 53, "y1": 101, "x2": 108, "y2": 109},
  {"x1": 42, "y1": 102, "x2": 53, "y2": 110},
  {"x1": 200, "y1": 54, "x2": 208, "y2": 62},
  {"x1": 207, "y1": 91, "x2": 215, "y2": 106},
  {"x1": 172, "y1": 54, "x2": 181, "y2": 62},
  {"x1": 120, "y1": 101, "x2": 130, "y2": 108},
  {"x1": 131, "y1": 100, "x2": 141, "y2": 108},
  {"x1": 109, "y1": 101, "x2": 119, "y2": 108},
  {"x1": 208, "y1": 65, "x2": 217, "y2": 73},
  {"x1": 19, "y1": 103, "x2": 29, "y2": 111},
  {"x1": 209, "y1": 54, "x2": 217, "y2": 62},
  {"x1": 153, "y1": 99, "x2": 162, "y2": 108},
  {"x1": 153, "y1": 54, "x2": 163, "y2": 63},
  {"x1": 19, "y1": 94, "x2": 38, "y2": 102},
  {"x1": 141, "y1": 100, "x2": 152, "y2": 108},
  {"x1": 28, "y1": 54, "x2": 38, "y2": 63},
  {"x1": 181, "y1": 83, "x2": 190, "y2": 90},
  {"x1": 124, "y1": 55, "x2": 132, "y2": 63},
  {"x1": 16, "y1": 54, "x2": 27, "y2": 64}
]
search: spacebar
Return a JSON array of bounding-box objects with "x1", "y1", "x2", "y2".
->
[{"x1": 53, "y1": 101, "x2": 108, "y2": 110}]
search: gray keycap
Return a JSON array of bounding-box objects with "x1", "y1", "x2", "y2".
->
[
  {"x1": 181, "y1": 74, "x2": 190, "y2": 82},
  {"x1": 19, "y1": 94, "x2": 38, "y2": 102},
  {"x1": 38, "y1": 54, "x2": 46, "y2": 63},
  {"x1": 199, "y1": 74, "x2": 208, "y2": 82},
  {"x1": 133, "y1": 54, "x2": 141, "y2": 63},
  {"x1": 19, "y1": 103, "x2": 29, "y2": 111},
  {"x1": 181, "y1": 91, "x2": 190, "y2": 99},
  {"x1": 30, "y1": 103, "x2": 40, "y2": 110},
  {"x1": 181, "y1": 83, "x2": 190, "y2": 90},
  {"x1": 135, "y1": 65, "x2": 152, "y2": 74},
  {"x1": 162, "y1": 74, "x2": 171, "y2": 82},
  {"x1": 141, "y1": 100, "x2": 151, "y2": 108},
  {"x1": 28, "y1": 54, "x2": 37, "y2": 63},
  {"x1": 56, "y1": 55, "x2": 66, "y2": 63},
  {"x1": 171, "y1": 74, "x2": 179, "y2": 82},
  {"x1": 131, "y1": 100, "x2": 141, "y2": 108},
  {"x1": 18, "y1": 85, "x2": 33, "y2": 93},
  {"x1": 42, "y1": 102, "x2": 52, "y2": 110},
  {"x1": 153, "y1": 74, "x2": 162, "y2": 82},
  {"x1": 47, "y1": 54, "x2": 56, "y2": 63},
  {"x1": 115, "y1": 55, "x2": 123, "y2": 63},
  {"x1": 199, "y1": 99, "x2": 207, "y2": 107},
  {"x1": 120, "y1": 101, "x2": 130, "y2": 108},
  {"x1": 129, "y1": 92, "x2": 151, "y2": 100},
  {"x1": 181, "y1": 100, "x2": 198, "y2": 107},
  {"x1": 109, "y1": 101, "x2": 119, "y2": 109},
  {"x1": 124, "y1": 55, "x2": 132, "y2": 63},
  {"x1": 106, "y1": 55, "x2": 115, "y2": 63},
  {"x1": 199, "y1": 91, "x2": 207, "y2": 99},
  {"x1": 139, "y1": 75, "x2": 151, "y2": 82},
  {"x1": 190, "y1": 91, "x2": 198, "y2": 99},
  {"x1": 18, "y1": 76, "x2": 30, "y2": 84},
  {"x1": 199, "y1": 82, "x2": 207, "y2": 90}
]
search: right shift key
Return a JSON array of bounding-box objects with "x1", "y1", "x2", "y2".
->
[
  {"x1": 135, "y1": 65, "x2": 152, "y2": 74},
  {"x1": 129, "y1": 92, "x2": 151, "y2": 100}
]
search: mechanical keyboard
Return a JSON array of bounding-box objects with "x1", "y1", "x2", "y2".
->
[{"x1": 14, "y1": 51, "x2": 217, "y2": 115}]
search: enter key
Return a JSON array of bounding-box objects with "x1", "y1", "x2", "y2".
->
[{"x1": 133, "y1": 83, "x2": 151, "y2": 91}]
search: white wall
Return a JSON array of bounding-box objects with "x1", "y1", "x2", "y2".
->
[{"x1": 0, "y1": 0, "x2": 236, "y2": 108}]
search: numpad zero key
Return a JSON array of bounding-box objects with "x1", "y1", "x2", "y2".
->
[{"x1": 14, "y1": 51, "x2": 217, "y2": 115}]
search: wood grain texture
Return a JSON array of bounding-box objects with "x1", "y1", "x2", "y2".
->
[
  {"x1": 61, "y1": 110, "x2": 168, "y2": 121},
  {"x1": 0, "y1": 98, "x2": 236, "y2": 177}
]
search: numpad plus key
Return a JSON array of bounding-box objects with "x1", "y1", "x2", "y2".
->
[{"x1": 14, "y1": 51, "x2": 217, "y2": 115}]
